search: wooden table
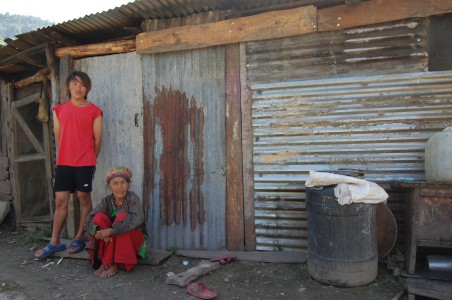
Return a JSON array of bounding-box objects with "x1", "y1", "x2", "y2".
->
[{"x1": 397, "y1": 182, "x2": 452, "y2": 275}]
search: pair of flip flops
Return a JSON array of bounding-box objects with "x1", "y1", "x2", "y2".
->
[
  {"x1": 187, "y1": 282, "x2": 217, "y2": 299},
  {"x1": 34, "y1": 240, "x2": 86, "y2": 260}
]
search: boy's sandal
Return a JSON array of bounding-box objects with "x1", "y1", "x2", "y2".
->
[
  {"x1": 67, "y1": 240, "x2": 86, "y2": 254},
  {"x1": 35, "y1": 243, "x2": 66, "y2": 260}
]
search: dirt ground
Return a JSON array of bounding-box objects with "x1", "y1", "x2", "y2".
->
[{"x1": 0, "y1": 228, "x2": 408, "y2": 300}]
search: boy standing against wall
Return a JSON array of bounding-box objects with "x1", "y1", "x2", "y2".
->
[{"x1": 35, "y1": 71, "x2": 103, "y2": 259}]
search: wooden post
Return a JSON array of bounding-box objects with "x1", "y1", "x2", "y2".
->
[
  {"x1": 225, "y1": 43, "x2": 244, "y2": 251},
  {"x1": 240, "y1": 43, "x2": 256, "y2": 251}
]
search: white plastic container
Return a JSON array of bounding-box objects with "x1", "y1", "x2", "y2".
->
[{"x1": 425, "y1": 126, "x2": 452, "y2": 182}]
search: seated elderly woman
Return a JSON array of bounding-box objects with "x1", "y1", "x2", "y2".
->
[{"x1": 84, "y1": 166, "x2": 147, "y2": 278}]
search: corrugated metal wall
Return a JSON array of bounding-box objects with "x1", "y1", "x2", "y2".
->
[
  {"x1": 245, "y1": 19, "x2": 452, "y2": 251},
  {"x1": 141, "y1": 46, "x2": 226, "y2": 250},
  {"x1": 247, "y1": 19, "x2": 428, "y2": 83}
]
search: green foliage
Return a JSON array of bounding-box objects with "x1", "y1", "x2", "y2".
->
[
  {"x1": 168, "y1": 245, "x2": 180, "y2": 254},
  {"x1": 298, "y1": 264, "x2": 308, "y2": 272},
  {"x1": 0, "y1": 13, "x2": 53, "y2": 42},
  {"x1": 25, "y1": 227, "x2": 52, "y2": 244}
]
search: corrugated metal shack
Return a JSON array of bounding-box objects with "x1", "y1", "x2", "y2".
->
[{"x1": 0, "y1": 0, "x2": 451, "y2": 253}]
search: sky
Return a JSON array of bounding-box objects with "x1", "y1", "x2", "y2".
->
[{"x1": 0, "y1": 0, "x2": 133, "y2": 23}]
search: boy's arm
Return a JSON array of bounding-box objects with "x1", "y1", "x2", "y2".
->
[
  {"x1": 93, "y1": 114, "x2": 103, "y2": 158},
  {"x1": 53, "y1": 110, "x2": 60, "y2": 147}
]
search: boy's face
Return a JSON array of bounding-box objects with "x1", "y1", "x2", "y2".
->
[{"x1": 69, "y1": 76, "x2": 88, "y2": 100}]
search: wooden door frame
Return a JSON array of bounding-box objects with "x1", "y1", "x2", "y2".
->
[{"x1": 9, "y1": 83, "x2": 53, "y2": 228}]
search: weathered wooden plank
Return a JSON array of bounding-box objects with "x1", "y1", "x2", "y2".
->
[
  {"x1": 136, "y1": 6, "x2": 317, "y2": 54},
  {"x1": 43, "y1": 238, "x2": 172, "y2": 266},
  {"x1": 0, "y1": 157, "x2": 9, "y2": 181},
  {"x1": 0, "y1": 82, "x2": 7, "y2": 157},
  {"x1": 407, "y1": 278, "x2": 452, "y2": 300},
  {"x1": 240, "y1": 43, "x2": 256, "y2": 251},
  {"x1": 0, "y1": 193, "x2": 12, "y2": 202},
  {"x1": 165, "y1": 260, "x2": 221, "y2": 287},
  {"x1": 11, "y1": 92, "x2": 39, "y2": 108},
  {"x1": 318, "y1": 0, "x2": 452, "y2": 32},
  {"x1": 401, "y1": 270, "x2": 452, "y2": 282},
  {"x1": 0, "y1": 180, "x2": 11, "y2": 195},
  {"x1": 45, "y1": 43, "x2": 59, "y2": 222},
  {"x1": 177, "y1": 249, "x2": 307, "y2": 263},
  {"x1": 0, "y1": 169, "x2": 7, "y2": 181},
  {"x1": 11, "y1": 107, "x2": 44, "y2": 153},
  {"x1": 0, "y1": 156, "x2": 10, "y2": 167},
  {"x1": 225, "y1": 43, "x2": 244, "y2": 251},
  {"x1": 55, "y1": 39, "x2": 136, "y2": 58},
  {"x1": 5, "y1": 83, "x2": 18, "y2": 229}
]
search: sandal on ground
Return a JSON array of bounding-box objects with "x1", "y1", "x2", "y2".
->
[
  {"x1": 209, "y1": 255, "x2": 237, "y2": 265},
  {"x1": 187, "y1": 282, "x2": 217, "y2": 299},
  {"x1": 34, "y1": 243, "x2": 66, "y2": 260},
  {"x1": 67, "y1": 239, "x2": 86, "y2": 254}
]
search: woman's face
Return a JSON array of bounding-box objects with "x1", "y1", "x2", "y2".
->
[
  {"x1": 69, "y1": 76, "x2": 88, "y2": 100},
  {"x1": 108, "y1": 177, "x2": 129, "y2": 199}
]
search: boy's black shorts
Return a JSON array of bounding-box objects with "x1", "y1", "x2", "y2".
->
[{"x1": 53, "y1": 166, "x2": 96, "y2": 192}]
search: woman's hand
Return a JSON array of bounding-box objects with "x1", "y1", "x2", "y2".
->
[{"x1": 95, "y1": 228, "x2": 114, "y2": 242}]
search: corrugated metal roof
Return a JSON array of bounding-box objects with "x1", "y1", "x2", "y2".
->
[{"x1": 0, "y1": 0, "x2": 348, "y2": 80}]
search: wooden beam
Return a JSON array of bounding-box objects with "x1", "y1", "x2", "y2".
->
[
  {"x1": 45, "y1": 42, "x2": 60, "y2": 109},
  {"x1": 16, "y1": 53, "x2": 46, "y2": 68},
  {"x1": 50, "y1": 31, "x2": 80, "y2": 47},
  {"x1": 0, "y1": 43, "x2": 46, "y2": 69},
  {"x1": 13, "y1": 69, "x2": 49, "y2": 89},
  {"x1": 0, "y1": 82, "x2": 8, "y2": 156},
  {"x1": 57, "y1": 56, "x2": 74, "y2": 105},
  {"x1": 318, "y1": 0, "x2": 452, "y2": 32},
  {"x1": 136, "y1": 5, "x2": 317, "y2": 54},
  {"x1": 54, "y1": 39, "x2": 136, "y2": 58}
]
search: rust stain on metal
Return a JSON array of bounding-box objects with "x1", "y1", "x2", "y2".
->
[
  {"x1": 189, "y1": 94, "x2": 205, "y2": 230},
  {"x1": 143, "y1": 94, "x2": 154, "y2": 223},
  {"x1": 260, "y1": 151, "x2": 298, "y2": 163},
  {"x1": 154, "y1": 86, "x2": 205, "y2": 229}
]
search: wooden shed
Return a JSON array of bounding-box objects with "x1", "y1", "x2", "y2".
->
[{"x1": 0, "y1": 0, "x2": 451, "y2": 257}]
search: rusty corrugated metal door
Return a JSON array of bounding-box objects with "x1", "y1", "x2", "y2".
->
[
  {"x1": 244, "y1": 19, "x2": 452, "y2": 252},
  {"x1": 141, "y1": 47, "x2": 226, "y2": 250},
  {"x1": 76, "y1": 53, "x2": 144, "y2": 207}
]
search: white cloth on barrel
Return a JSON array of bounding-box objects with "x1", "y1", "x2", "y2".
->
[{"x1": 305, "y1": 170, "x2": 388, "y2": 205}]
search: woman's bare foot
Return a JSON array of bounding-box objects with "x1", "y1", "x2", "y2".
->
[
  {"x1": 94, "y1": 264, "x2": 109, "y2": 277},
  {"x1": 100, "y1": 264, "x2": 119, "y2": 278}
]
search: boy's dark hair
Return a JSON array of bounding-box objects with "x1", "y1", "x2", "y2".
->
[{"x1": 66, "y1": 71, "x2": 92, "y2": 99}]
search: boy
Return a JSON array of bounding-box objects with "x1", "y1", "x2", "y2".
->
[{"x1": 35, "y1": 71, "x2": 103, "y2": 259}]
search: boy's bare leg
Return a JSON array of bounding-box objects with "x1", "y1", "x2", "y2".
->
[
  {"x1": 34, "y1": 191, "x2": 70, "y2": 257},
  {"x1": 74, "y1": 191, "x2": 92, "y2": 241},
  {"x1": 50, "y1": 191, "x2": 71, "y2": 245}
]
